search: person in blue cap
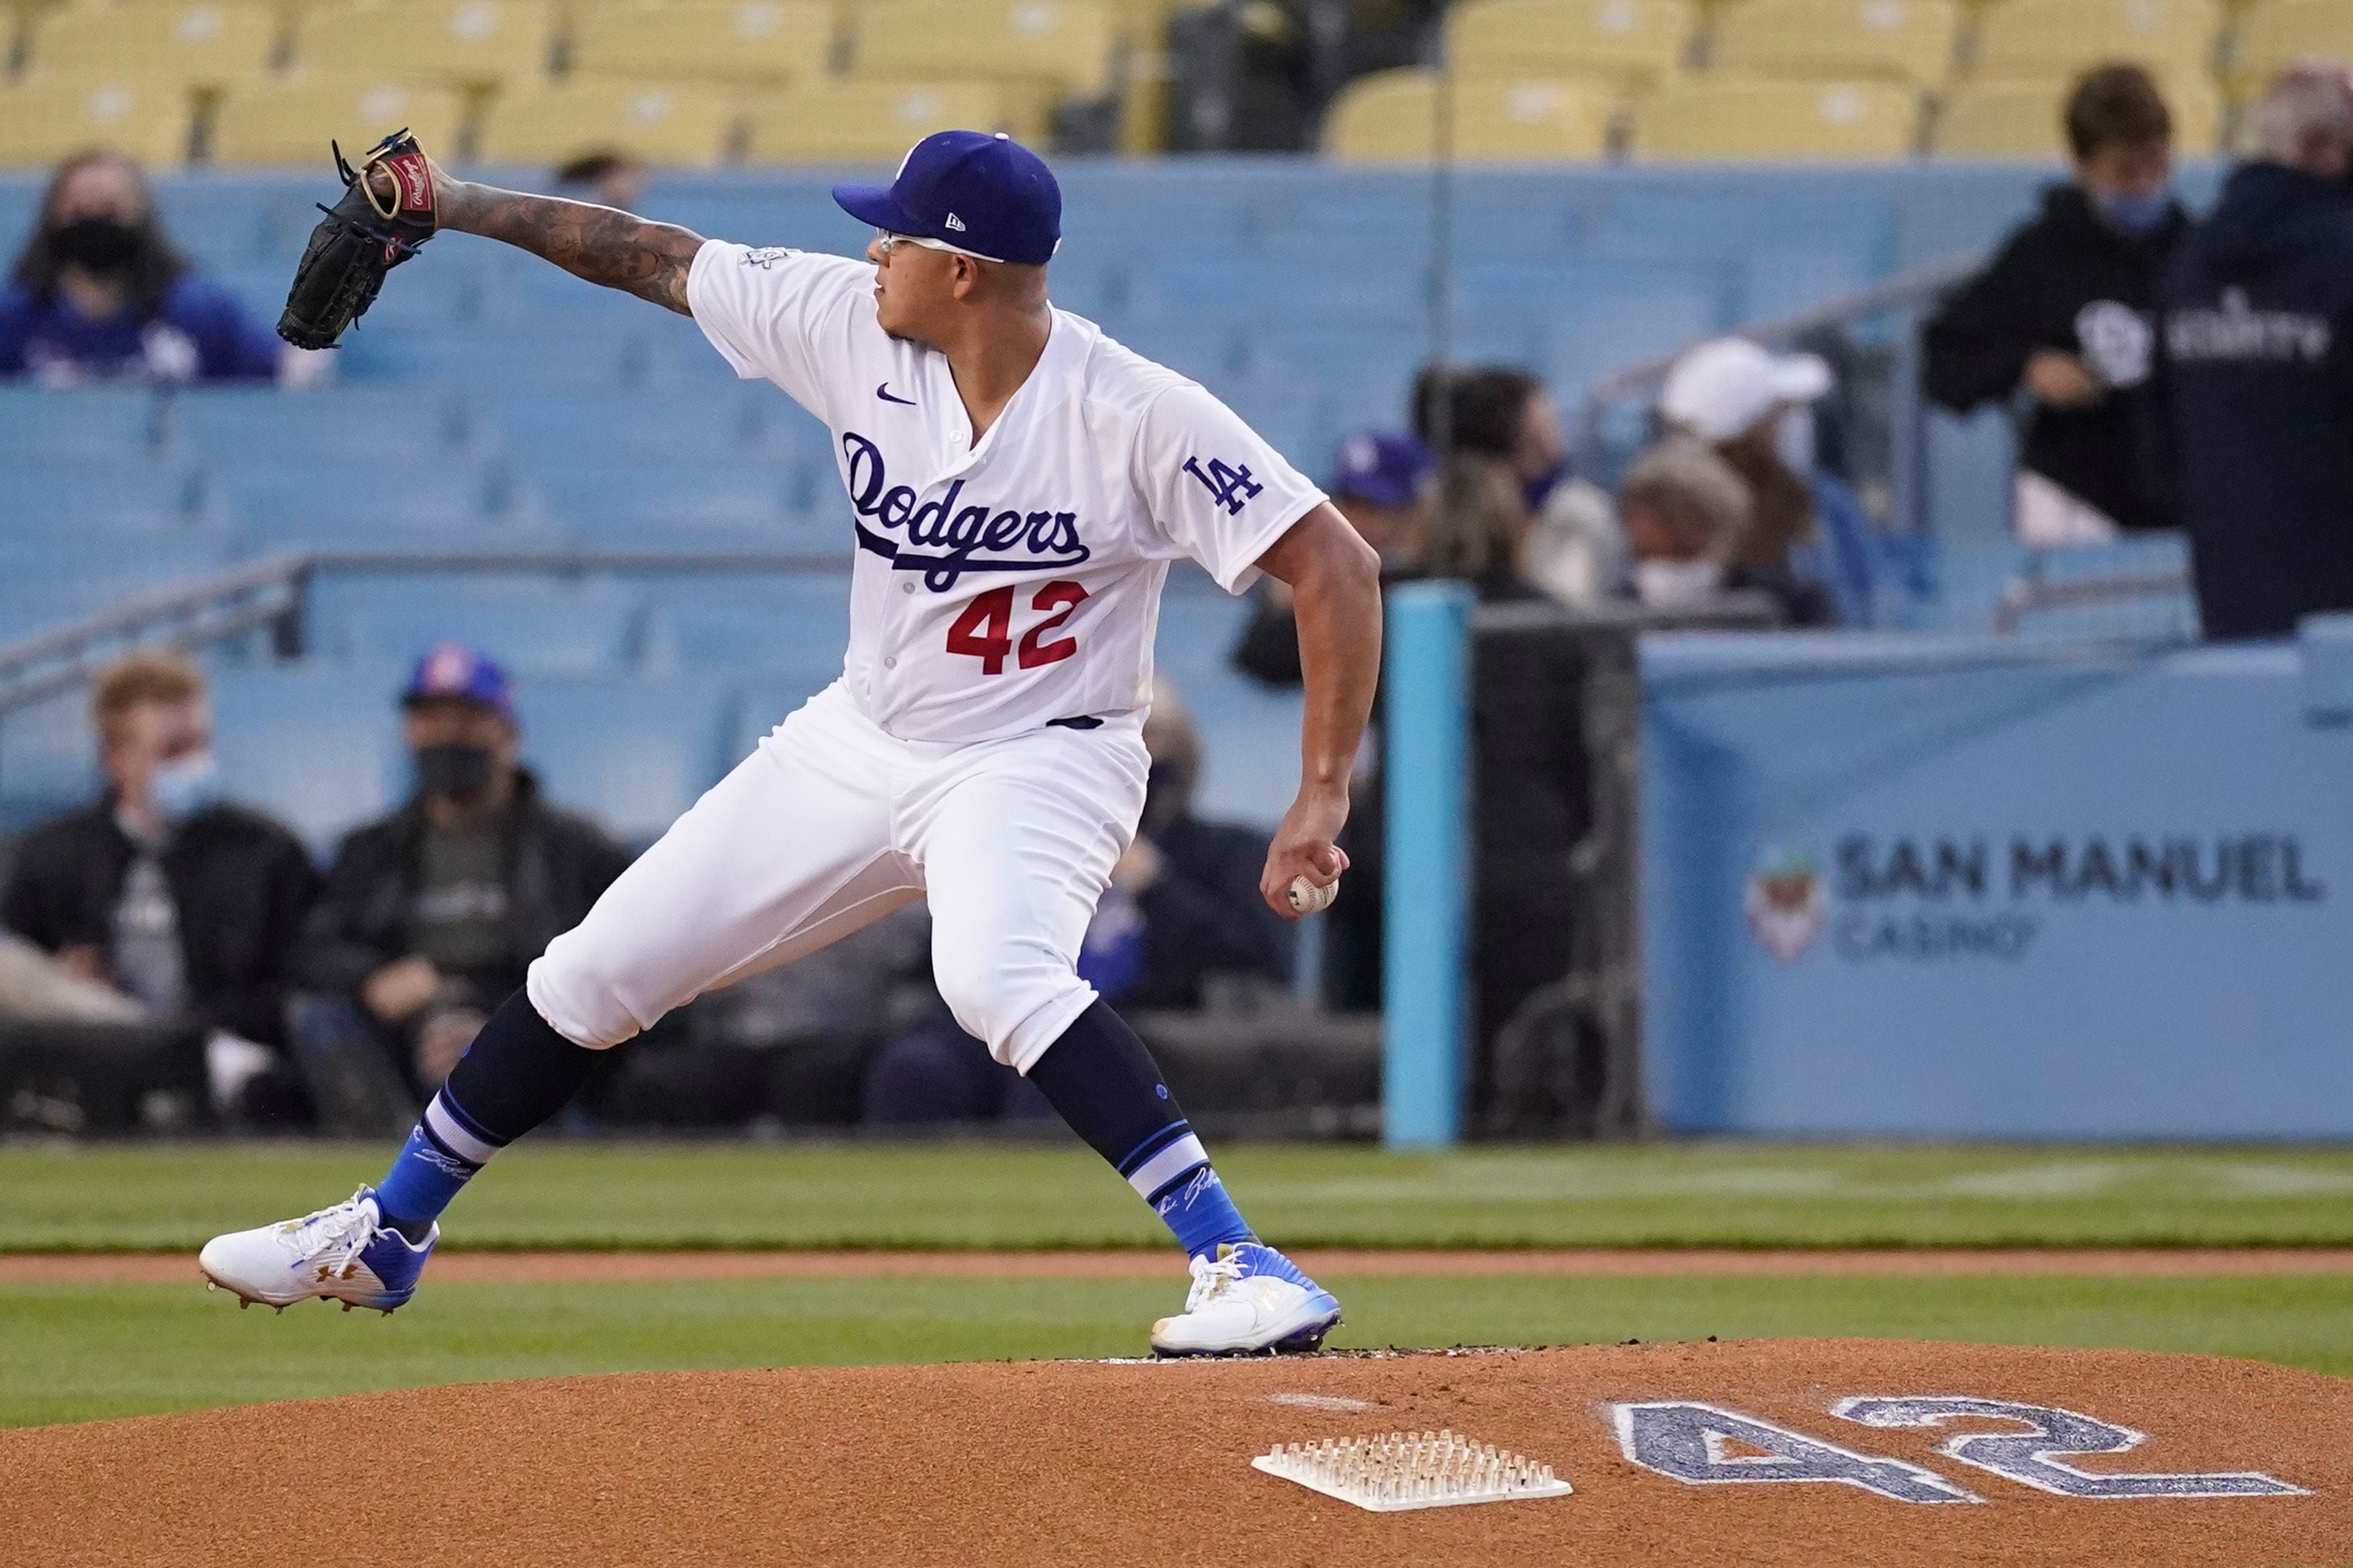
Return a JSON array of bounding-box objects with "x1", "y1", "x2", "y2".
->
[
  {"x1": 202, "y1": 133, "x2": 1384, "y2": 1357},
  {"x1": 286, "y1": 645, "x2": 629, "y2": 1131}
]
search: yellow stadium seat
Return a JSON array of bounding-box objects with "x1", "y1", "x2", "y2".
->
[
  {"x1": 851, "y1": 0, "x2": 1114, "y2": 99},
  {"x1": 479, "y1": 80, "x2": 734, "y2": 163},
  {"x1": 30, "y1": 2, "x2": 278, "y2": 88},
  {"x1": 0, "y1": 74, "x2": 193, "y2": 165},
  {"x1": 1970, "y1": 0, "x2": 2224, "y2": 82},
  {"x1": 1935, "y1": 73, "x2": 2223, "y2": 156},
  {"x1": 1322, "y1": 69, "x2": 1614, "y2": 162},
  {"x1": 209, "y1": 77, "x2": 466, "y2": 163},
  {"x1": 568, "y1": 0, "x2": 832, "y2": 85},
  {"x1": 2231, "y1": 0, "x2": 2353, "y2": 96},
  {"x1": 291, "y1": 0, "x2": 554, "y2": 89},
  {"x1": 1711, "y1": 0, "x2": 1964, "y2": 86},
  {"x1": 1631, "y1": 75, "x2": 1920, "y2": 158},
  {"x1": 1448, "y1": 0, "x2": 1698, "y2": 85},
  {"x1": 743, "y1": 79, "x2": 1024, "y2": 161}
]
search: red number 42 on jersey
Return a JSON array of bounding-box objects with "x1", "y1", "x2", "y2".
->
[{"x1": 944, "y1": 581, "x2": 1087, "y2": 675}]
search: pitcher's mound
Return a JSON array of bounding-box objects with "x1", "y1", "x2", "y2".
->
[{"x1": 8, "y1": 1340, "x2": 2345, "y2": 1566}]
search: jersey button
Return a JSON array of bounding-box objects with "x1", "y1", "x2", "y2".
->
[
  {"x1": 883, "y1": 656, "x2": 898, "y2": 669},
  {"x1": 901, "y1": 582, "x2": 915, "y2": 595}
]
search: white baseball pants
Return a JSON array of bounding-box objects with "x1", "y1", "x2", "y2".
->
[{"x1": 526, "y1": 681, "x2": 1148, "y2": 1072}]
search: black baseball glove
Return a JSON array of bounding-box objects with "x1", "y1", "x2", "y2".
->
[{"x1": 277, "y1": 129, "x2": 438, "y2": 351}]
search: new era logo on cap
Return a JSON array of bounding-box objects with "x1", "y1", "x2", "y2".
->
[{"x1": 944, "y1": 213, "x2": 966, "y2": 232}]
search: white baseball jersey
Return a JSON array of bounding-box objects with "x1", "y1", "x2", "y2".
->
[{"x1": 685, "y1": 239, "x2": 1327, "y2": 744}]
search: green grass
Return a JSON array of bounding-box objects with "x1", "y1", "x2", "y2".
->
[
  {"x1": 5, "y1": 1272, "x2": 2347, "y2": 1429},
  {"x1": 7, "y1": 1140, "x2": 2353, "y2": 1251}
]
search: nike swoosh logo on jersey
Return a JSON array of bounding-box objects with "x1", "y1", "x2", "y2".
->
[{"x1": 877, "y1": 383, "x2": 918, "y2": 405}]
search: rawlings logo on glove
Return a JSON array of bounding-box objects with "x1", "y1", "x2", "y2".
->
[{"x1": 277, "y1": 129, "x2": 438, "y2": 351}]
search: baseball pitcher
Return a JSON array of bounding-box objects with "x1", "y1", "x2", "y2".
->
[{"x1": 202, "y1": 129, "x2": 1384, "y2": 1355}]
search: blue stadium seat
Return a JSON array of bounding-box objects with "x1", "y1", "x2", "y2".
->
[
  {"x1": 1129, "y1": 257, "x2": 1427, "y2": 322},
  {"x1": 337, "y1": 327, "x2": 647, "y2": 387},
  {"x1": 1151, "y1": 583, "x2": 1304, "y2": 830},
  {"x1": 216, "y1": 460, "x2": 499, "y2": 549},
  {"x1": 0, "y1": 690, "x2": 98, "y2": 815},
  {"x1": 9, "y1": 459, "x2": 202, "y2": 531},
  {"x1": 169, "y1": 386, "x2": 468, "y2": 462},
  {"x1": 0, "y1": 536, "x2": 236, "y2": 636},
  {"x1": 206, "y1": 661, "x2": 411, "y2": 855},
  {"x1": 513, "y1": 674, "x2": 735, "y2": 844},
  {"x1": 0, "y1": 387, "x2": 161, "y2": 462},
  {"x1": 479, "y1": 389, "x2": 764, "y2": 462},
  {"x1": 320, "y1": 580, "x2": 651, "y2": 674},
  {"x1": 1098, "y1": 320, "x2": 1246, "y2": 385},
  {"x1": 642, "y1": 575, "x2": 853, "y2": 671},
  {"x1": 515, "y1": 460, "x2": 806, "y2": 532},
  {"x1": 1214, "y1": 376, "x2": 1329, "y2": 471}
]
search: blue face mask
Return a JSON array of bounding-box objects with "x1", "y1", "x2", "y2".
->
[
  {"x1": 149, "y1": 750, "x2": 220, "y2": 825},
  {"x1": 2096, "y1": 190, "x2": 2172, "y2": 236},
  {"x1": 1523, "y1": 460, "x2": 1568, "y2": 514}
]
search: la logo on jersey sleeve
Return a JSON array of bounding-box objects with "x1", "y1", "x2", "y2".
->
[{"x1": 1183, "y1": 455, "x2": 1266, "y2": 516}]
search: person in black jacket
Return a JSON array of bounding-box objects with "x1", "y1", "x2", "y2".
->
[
  {"x1": 290, "y1": 646, "x2": 630, "y2": 1127},
  {"x1": 0, "y1": 652, "x2": 317, "y2": 1112},
  {"x1": 2158, "y1": 64, "x2": 2353, "y2": 641},
  {"x1": 1924, "y1": 63, "x2": 2189, "y2": 541}
]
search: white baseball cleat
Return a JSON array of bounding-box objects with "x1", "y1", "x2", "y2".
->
[
  {"x1": 198, "y1": 1185, "x2": 438, "y2": 1314},
  {"x1": 1150, "y1": 1241, "x2": 1343, "y2": 1357}
]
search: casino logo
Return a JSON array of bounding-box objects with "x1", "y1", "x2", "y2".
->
[{"x1": 1744, "y1": 847, "x2": 1828, "y2": 963}]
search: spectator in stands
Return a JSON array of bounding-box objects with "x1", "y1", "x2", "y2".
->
[
  {"x1": 0, "y1": 150, "x2": 291, "y2": 387},
  {"x1": 291, "y1": 646, "x2": 630, "y2": 1130},
  {"x1": 2158, "y1": 62, "x2": 2353, "y2": 641},
  {"x1": 1412, "y1": 365, "x2": 1627, "y2": 604},
  {"x1": 1232, "y1": 428, "x2": 1429, "y2": 684},
  {"x1": 0, "y1": 653, "x2": 318, "y2": 1118},
  {"x1": 555, "y1": 150, "x2": 649, "y2": 215},
  {"x1": 1620, "y1": 435, "x2": 1832, "y2": 627},
  {"x1": 1924, "y1": 64, "x2": 2188, "y2": 544},
  {"x1": 860, "y1": 677, "x2": 1292, "y2": 1125},
  {"x1": 1658, "y1": 337, "x2": 1869, "y2": 626}
]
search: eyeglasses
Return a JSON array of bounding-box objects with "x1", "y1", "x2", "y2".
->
[{"x1": 875, "y1": 229, "x2": 1003, "y2": 265}]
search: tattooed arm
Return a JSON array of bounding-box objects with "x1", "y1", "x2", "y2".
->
[{"x1": 374, "y1": 156, "x2": 704, "y2": 314}]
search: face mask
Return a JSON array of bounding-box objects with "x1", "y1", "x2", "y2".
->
[
  {"x1": 149, "y1": 750, "x2": 220, "y2": 825},
  {"x1": 1634, "y1": 558, "x2": 1726, "y2": 609},
  {"x1": 49, "y1": 216, "x2": 143, "y2": 275},
  {"x1": 2095, "y1": 190, "x2": 2171, "y2": 236},
  {"x1": 415, "y1": 742, "x2": 496, "y2": 804}
]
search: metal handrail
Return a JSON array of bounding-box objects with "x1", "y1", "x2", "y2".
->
[{"x1": 0, "y1": 548, "x2": 849, "y2": 716}]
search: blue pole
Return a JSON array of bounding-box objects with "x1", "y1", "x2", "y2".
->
[{"x1": 1382, "y1": 579, "x2": 1472, "y2": 1149}]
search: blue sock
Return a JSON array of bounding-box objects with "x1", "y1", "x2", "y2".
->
[
  {"x1": 376, "y1": 989, "x2": 599, "y2": 1240},
  {"x1": 1026, "y1": 1000, "x2": 1254, "y2": 1260}
]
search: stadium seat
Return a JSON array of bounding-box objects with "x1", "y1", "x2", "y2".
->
[
  {"x1": 1446, "y1": 0, "x2": 1698, "y2": 86},
  {"x1": 850, "y1": 0, "x2": 1115, "y2": 98},
  {"x1": 290, "y1": 0, "x2": 556, "y2": 89},
  {"x1": 166, "y1": 387, "x2": 467, "y2": 462},
  {"x1": 743, "y1": 81, "x2": 1027, "y2": 161},
  {"x1": 336, "y1": 324, "x2": 647, "y2": 387},
  {"x1": 10, "y1": 459, "x2": 202, "y2": 532},
  {"x1": 1128, "y1": 256, "x2": 1427, "y2": 321},
  {"x1": 2230, "y1": 0, "x2": 2353, "y2": 97},
  {"x1": 478, "y1": 390, "x2": 764, "y2": 463},
  {"x1": 205, "y1": 662, "x2": 410, "y2": 851},
  {"x1": 0, "y1": 536, "x2": 233, "y2": 628},
  {"x1": 477, "y1": 81, "x2": 735, "y2": 165},
  {"x1": 0, "y1": 76, "x2": 193, "y2": 167},
  {"x1": 216, "y1": 460, "x2": 497, "y2": 550},
  {"x1": 1710, "y1": 0, "x2": 1964, "y2": 86},
  {"x1": 27, "y1": 2, "x2": 278, "y2": 89},
  {"x1": 642, "y1": 578, "x2": 850, "y2": 669},
  {"x1": 513, "y1": 460, "x2": 804, "y2": 531},
  {"x1": 1320, "y1": 69, "x2": 1614, "y2": 163},
  {"x1": 1936, "y1": 74, "x2": 2224, "y2": 157},
  {"x1": 511, "y1": 674, "x2": 733, "y2": 843},
  {"x1": 1968, "y1": 0, "x2": 2224, "y2": 83},
  {"x1": 209, "y1": 78, "x2": 467, "y2": 165},
  {"x1": 0, "y1": 387, "x2": 162, "y2": 463},
  {"x1": 1630, "y1": 77, "x2": 1921, "y2": 159},
  {"x1": 325, "y1": 587, "x2": 649, "y2": 672},
  {"x1": 0, "y1": 690, "x2": 101, "y2": 815},
  {"x1": 568, "y1": 0, "x2": 833, "y2": 85}
]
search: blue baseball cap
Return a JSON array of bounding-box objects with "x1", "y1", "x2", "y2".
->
[
  {"x1": 401, "y1": 642, "x2": 514, "y2": 721},
  {"x1": 1329, "y1": 430, "x2": 1432, "y2": 508},
  {"x1": 831, "y1": 130, "x2": 1061, "y2": 266}
]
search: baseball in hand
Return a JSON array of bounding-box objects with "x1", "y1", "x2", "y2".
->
[{"x1": 1287, "y1": 873, "x2": 1339, "y2": 914}]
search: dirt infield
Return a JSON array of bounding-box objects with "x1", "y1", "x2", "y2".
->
[
  {"x1": 6, "y1": 1340, "x2": 2344, "y2": 1566},
  {"x1": 10, "y1": 1244, "x2": 2353, "y2": 1285}
]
